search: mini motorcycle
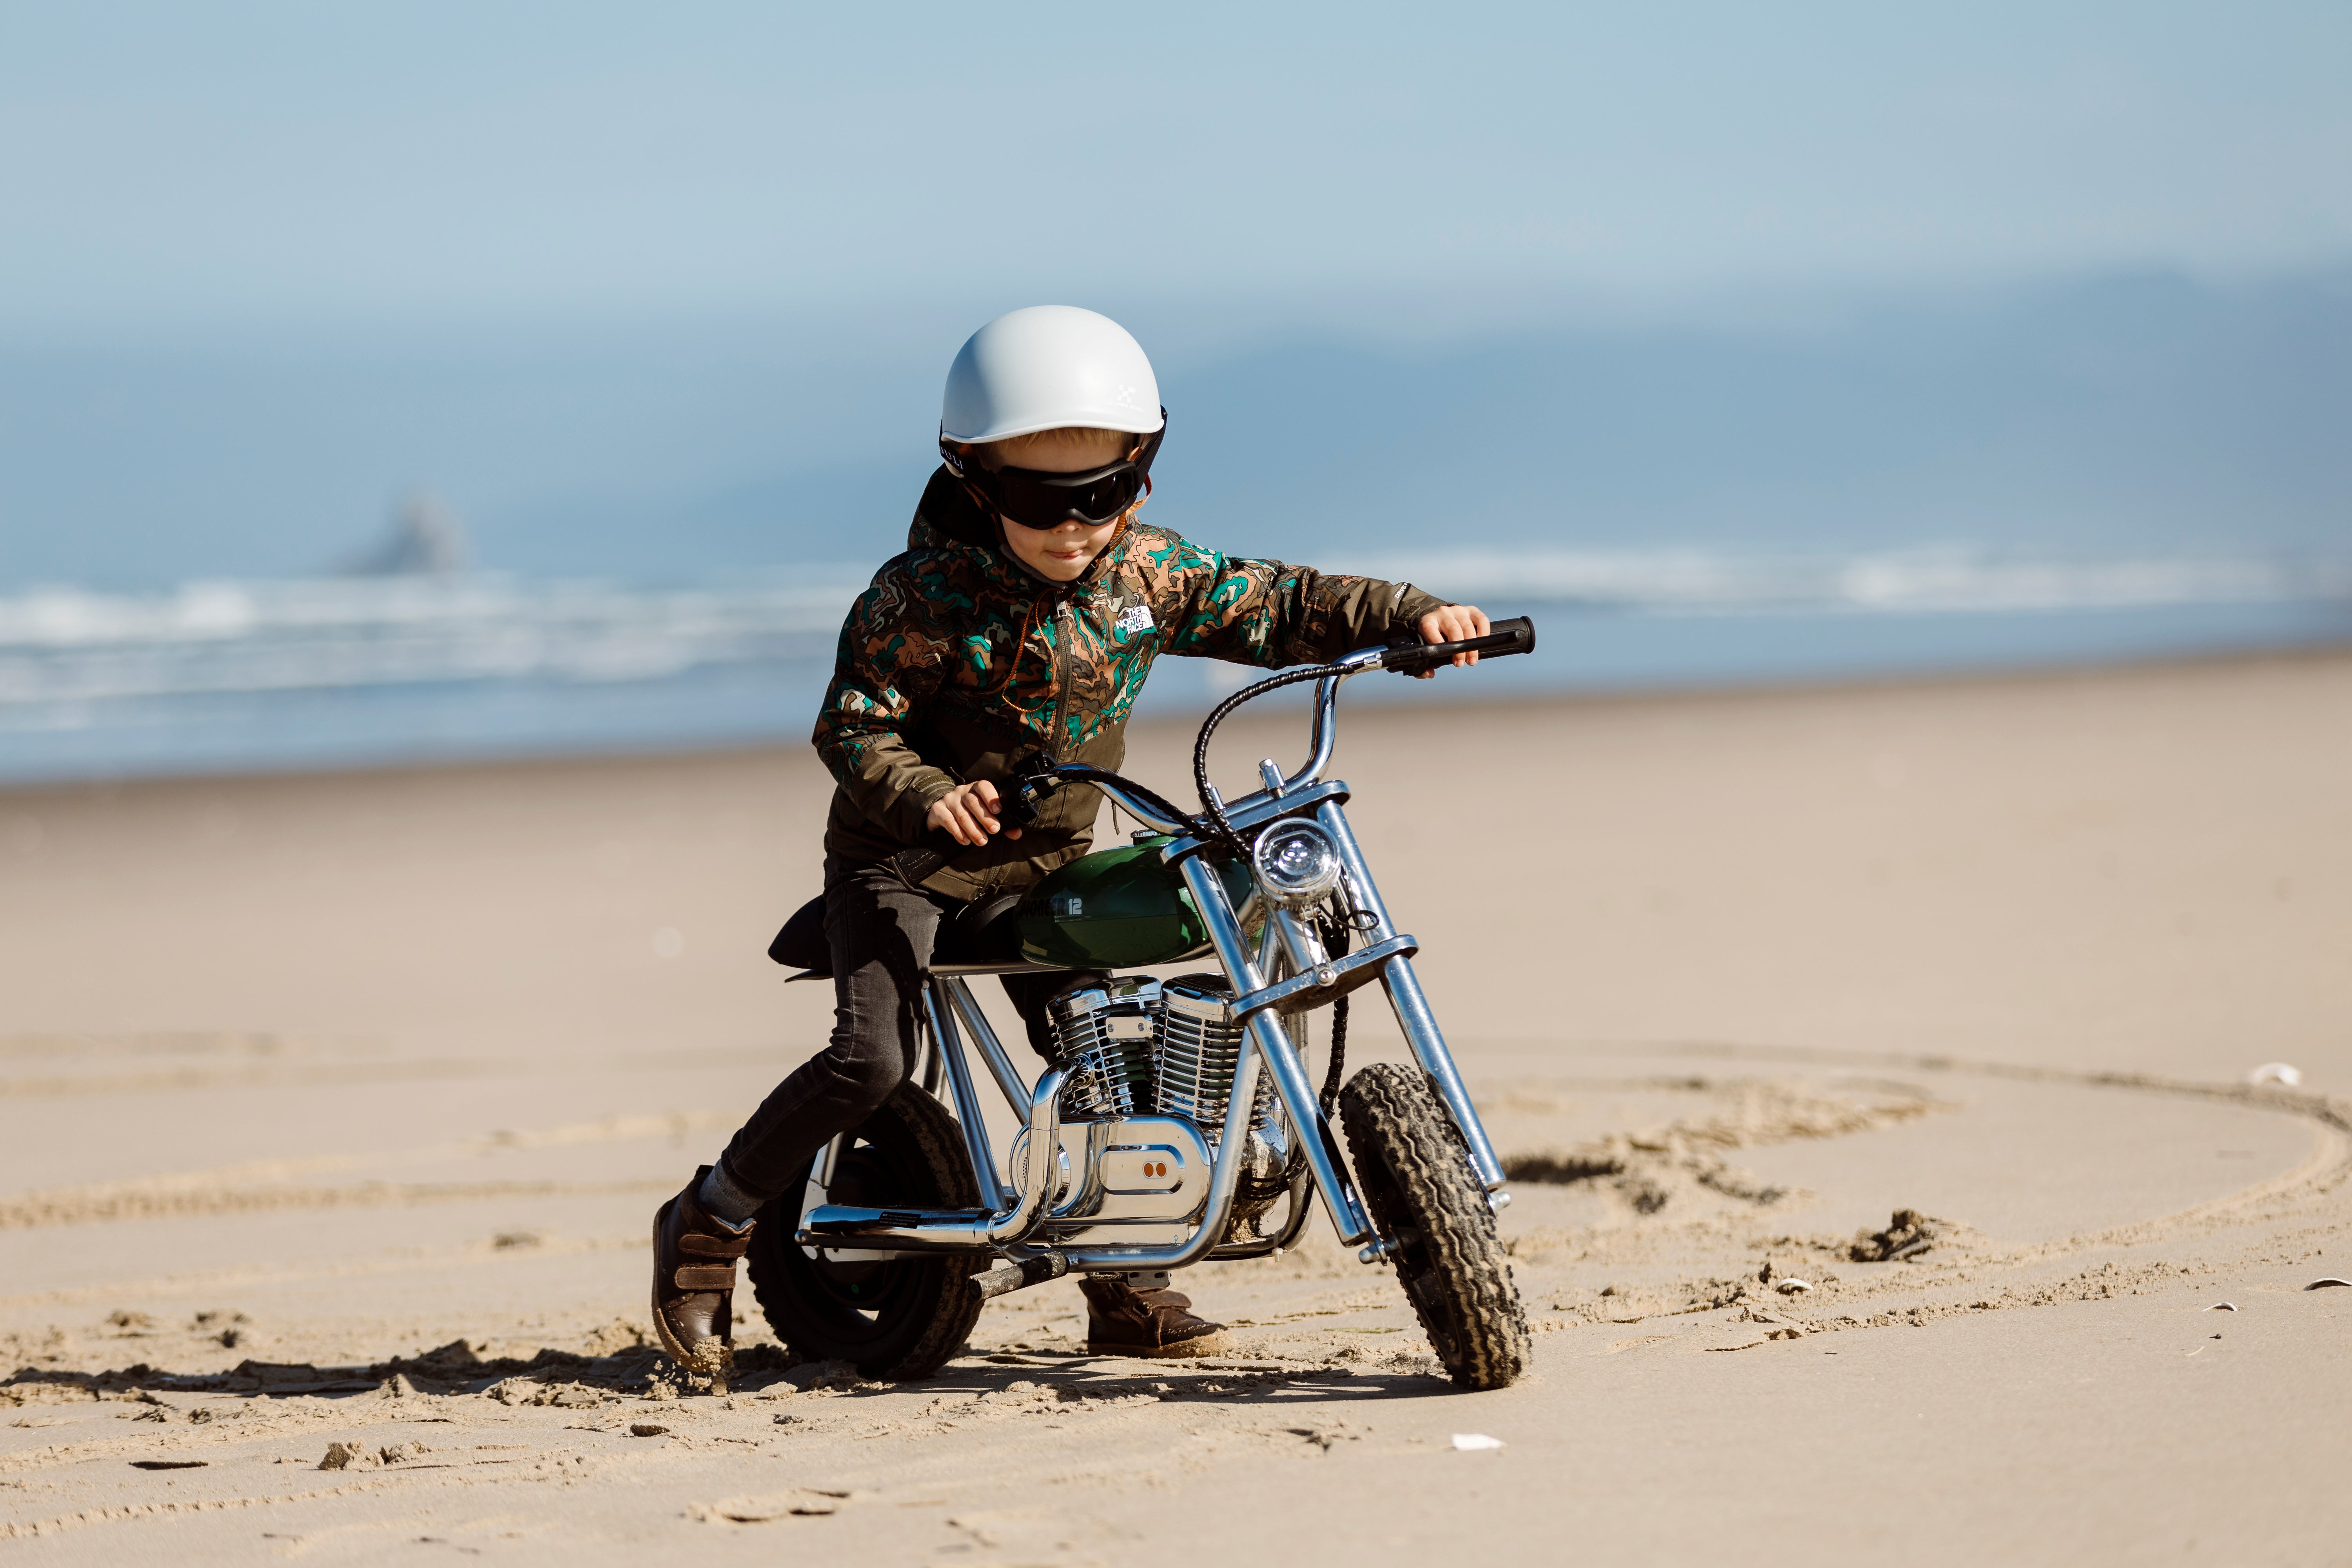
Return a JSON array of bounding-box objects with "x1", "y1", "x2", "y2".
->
[{"x1": 751, "y1": 618, "x2": 1537, "y2": 1390}]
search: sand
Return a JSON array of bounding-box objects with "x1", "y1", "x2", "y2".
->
[{"x1": 2, "y1": 650, "x2": 2349, "y2": 1563}]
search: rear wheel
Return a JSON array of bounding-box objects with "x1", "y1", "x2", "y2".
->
[
  {"x1": 1339, "y1": 1063, "x2": 1530, "y2": 1390},
  {"x1": 744, "y1": 1083, "x2": 985, "y2": 1381}
]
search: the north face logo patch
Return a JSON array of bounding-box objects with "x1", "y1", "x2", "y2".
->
[{"x1": 1115, "y1": 604, "x2": 1156, "y2": 635}]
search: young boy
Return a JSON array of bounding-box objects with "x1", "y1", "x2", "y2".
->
[{"x1": 652, "y1": 306, "x2": 1490, "y2": 1373}]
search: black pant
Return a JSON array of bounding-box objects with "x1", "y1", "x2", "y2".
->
[{"x1": 716, "y1": 862, "x2": 1097, "y2": 1201}]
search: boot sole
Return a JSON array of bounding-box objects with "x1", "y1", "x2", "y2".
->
[{"x1": 1083, "y1": 1331, "x2": 1231, "y2": 1359}]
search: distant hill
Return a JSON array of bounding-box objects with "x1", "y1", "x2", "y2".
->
[
  {"x1": 2, "y1": 268, "x2": 2345, "y2": 590},
  {"x1": 645, "y1": 270, "x2": 2352, "y2": 577}
]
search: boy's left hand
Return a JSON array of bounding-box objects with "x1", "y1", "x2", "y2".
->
[{"x1": 1414, "y1": 605, "x2": 1492, "y2": 677}]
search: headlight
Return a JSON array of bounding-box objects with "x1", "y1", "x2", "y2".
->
[{"x1": 1250, "y1": 819, "x2": 1343, "y2": 906}]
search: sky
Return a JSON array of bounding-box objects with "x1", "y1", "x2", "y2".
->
[
  {"x1": 3, "y1": 2, "x2": 2349, "y2": 340},
  {"x1": 1, "y1": 4, "x2": 2348, "y2": 777},
  {"x1": 1, "y1": 3, "x2": 2347, "y2": 595}
]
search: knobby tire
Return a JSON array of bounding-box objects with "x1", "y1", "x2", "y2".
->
[
  {"x1": 743, "y1": 1083, "x2": 985, "y2": 1381},
  {"x1": 1339, "y1": 1062, "x2": 1530, "y2": 1390}
]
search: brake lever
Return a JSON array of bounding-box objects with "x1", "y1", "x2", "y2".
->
[
  {"x1": 1382, "y1": 628, "x2": 1425, "y2": 677},
  {"x1": 1004, "y1": 748, "x2": 1060, "y2": 826},
  {"x1": 882, "y1": 751, "x2": 1060, "y2": 891}
]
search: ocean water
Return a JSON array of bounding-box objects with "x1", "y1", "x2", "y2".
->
[
  {"x1": 4, "y1": 546, "x2": 2345, "y2": 786},
  {"x1": 5, "y1": 274, "x2": 2346, "y2": 784}
]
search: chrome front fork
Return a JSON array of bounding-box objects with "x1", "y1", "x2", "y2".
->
[
  {"x1": 1315, "y1": 800, "x2": 1508, "y2": 1193},
  {"x1": 1178, "y1": 857, "x2": 1380, "y2": 1247}
]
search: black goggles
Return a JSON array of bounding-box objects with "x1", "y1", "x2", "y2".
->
[{"x1": 942, "y1": 413, "x2": 1166, "y2": 531}]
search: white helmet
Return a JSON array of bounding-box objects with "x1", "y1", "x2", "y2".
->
[{"x1": 940, "y1": 306, "x2": 1165, "y2": 445}]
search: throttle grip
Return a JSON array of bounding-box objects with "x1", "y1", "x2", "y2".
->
[
  {"x1": 884, "y1": 757, "x2": 1060, "y2": 889},
  {"x1": 1382, "y1": 615, "x2": 1538, "y2": 672}
]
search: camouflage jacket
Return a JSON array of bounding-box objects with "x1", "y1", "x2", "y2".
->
[{"x1": 814, "y1": 467, "x2": 1448, "y2": 900}]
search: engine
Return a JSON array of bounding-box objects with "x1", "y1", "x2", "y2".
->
[{"x1": 1045, "y1": 973, "x2": 1296, "y2": 1234}]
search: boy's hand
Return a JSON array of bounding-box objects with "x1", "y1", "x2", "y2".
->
[
  {"x1": 928, "y1": 780, "x2": 1023, "y2": 846},
  {"x1": 1414, "y1": 605, "x2": 1492, "y2": 677}
]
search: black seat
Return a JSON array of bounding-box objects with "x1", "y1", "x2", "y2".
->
[
  {"x1": 767, "y1": 890, "x2": 1034, "y2": 978},
  {"x1": 766, "y1": 895, "x2": 830, "y2": 971}
]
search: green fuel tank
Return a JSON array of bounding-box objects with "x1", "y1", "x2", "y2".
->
[{"x1": 1013, "y1": 837, "x2": 1255, "y2": 969}]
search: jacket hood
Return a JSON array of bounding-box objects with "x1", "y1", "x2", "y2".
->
[
  {"x1": 913, "y1": 464, "x2": 996, "y2": 552},
  {"x1": 909, "y1": 465, "x2": 1129, "y2": 597}
]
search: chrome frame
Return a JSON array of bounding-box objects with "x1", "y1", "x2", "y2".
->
[{"x1": 795, "y1": 644, "x2": 1510, "y2": 1270}]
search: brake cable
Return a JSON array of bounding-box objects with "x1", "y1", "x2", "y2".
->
[
  {"x1": 1040, "y1": 677, "x2": 1365, "y2": 1115},
  {"x1": 1313, "y1": 906, "x2": 1354, "y2": 1116},
  {"x1": 1189, "y1": 660, "x2": 1348, "y2": 855}
]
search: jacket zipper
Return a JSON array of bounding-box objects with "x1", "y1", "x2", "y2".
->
[{"x1": 1047, "y1": 599, "x2": 1075, "y2": 763}]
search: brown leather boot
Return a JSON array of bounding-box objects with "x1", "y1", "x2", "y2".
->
[
  {"x1": 651, "y1": 1166, "x2": 751, "y2": 1390},
  {"x1": 1079, "y1": 1273, "x2": 1228, "y2": 1358}
]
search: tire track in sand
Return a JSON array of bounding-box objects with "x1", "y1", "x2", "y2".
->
[
  {"x1": 1504, "y1": 1043, "x2": 2352, "y2": 1335},
  {"x1": 0, "y1": 1112, "x2": 730, "y2": 1232}
]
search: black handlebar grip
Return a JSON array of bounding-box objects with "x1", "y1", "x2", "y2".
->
[
  {"x1": 1469, "y1": 616, "x2": 1537, "y2": 657},
  {"x1": 1383, "y1": 614, "x2": 1539, "y2": 672}
]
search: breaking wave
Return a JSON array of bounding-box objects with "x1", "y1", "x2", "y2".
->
[
  {"x1": 2, "y1": 548, "x2": 2347, "y2": 714},
  {"x1": 1355, "y1": 546, "x2": 2352, "y2": 617},
  {"x1": 0, "y1": 574, "x2": 862, "y2": 710}
]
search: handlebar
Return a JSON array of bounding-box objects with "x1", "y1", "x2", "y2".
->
[
  {"x1": 1379, "y1": 615, "x2": 1537, "y2": 674},
  {"x1": 881, "y1": 756, "x2": 1058, "y2": 889},
  {"x1": 882, "y1": 616, "x2": 1541, "y2": 884}
]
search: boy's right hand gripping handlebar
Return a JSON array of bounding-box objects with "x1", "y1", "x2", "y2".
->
[{"x1": 882, "y1": 753, "x2": 1060, "y2": 890}]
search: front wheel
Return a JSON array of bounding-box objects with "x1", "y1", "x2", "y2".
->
[
  {"x1": 1339, "y1": 1063, "x2": 1530, "y2": 1390},
  {"x1": 743, "y1": 1083, "x2": 985, "y2": 1380}
]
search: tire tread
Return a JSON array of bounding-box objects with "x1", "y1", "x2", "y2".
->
[
  {"x1": 743, "y1": 1084, "x2": 985, "y2": 1381},
  {"x1": 1339, "y1": 1063, "x2": 1530, "y2": 1390}
]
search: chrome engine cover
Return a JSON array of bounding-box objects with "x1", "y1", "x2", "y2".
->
[
  {"x1": 1043, "y1": 973, "x2": 1296, "y2": 1243},
  {"x1": 1027, "y1": 1114, "x2": 1216, "y2": 1245}
]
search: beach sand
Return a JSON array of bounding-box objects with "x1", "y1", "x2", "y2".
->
[{"x1": 3, "y1": 650, "x2": 2349, "y2": 1562}]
